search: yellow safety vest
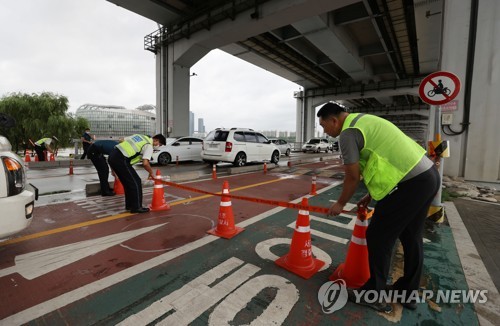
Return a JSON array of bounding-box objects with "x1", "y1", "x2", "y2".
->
[
  {"x1": 341, "y1": 113, "x2": 425, "y2": 200},
  {"x1": 35, "y1": 138, "x2": 51, "y2": 146},
  {"x1": 116, "y1": 134, "x2": 152, "y2": 165}
]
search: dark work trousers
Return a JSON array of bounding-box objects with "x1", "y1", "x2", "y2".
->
[
  {"x1": 108, "y1": 149, "x2": 143, "y2": 210},
  {"x1": 34, "y1": 145, "x2": 46, "y2": 161},
  {"x1": 81, "y1": 143, "x2": 90, "y2": 159},
  {"x1": 361, "y1": 167, "x2": 440, "y2": 294},
  {"x1": 88, "y1": 145, "x2": 112, "y2": 195}
]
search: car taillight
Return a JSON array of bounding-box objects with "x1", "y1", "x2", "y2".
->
[
  {"x1": 2, "y1": 156, "x2": 26, "y2": 196},
  {"x1": 225, "y1": 142, "x2": 233, "y2": 152}
]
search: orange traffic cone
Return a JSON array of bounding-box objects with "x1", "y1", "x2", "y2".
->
[
  {"x1": 310, "y1": 175, "x2": 318, "y2": 195},
  {"x1": 212, "y1": 164, "x2": 217, "y2": 179},
  {"x1": 275, "y1": 198, "x2": 325, "y2": 279},
  {"x1": 24, "y1": 151, "x2": 31, "y2": 163},
  {"x1": 329, "y1": 207, "x2": 372, "y2": 288},
  {"x1": 68, "y1": 159, "x2": 74, "y2": 175},
  {"x1": 264, "y1": 162, "x2": 267, "y2": 174},
  {"x1": 50, "y1": 152, "x2": 55, "y2": 161},
  {"x1": 207, "y1": 181, "x2": 244, "y2": 239},
  {"x1": 149, "y1": 170, "x2": 170, "y2": 211},
  {"x1": 113, "y1": 175, "x2": 125, "y2": 195}
]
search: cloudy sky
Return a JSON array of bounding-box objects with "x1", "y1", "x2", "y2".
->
[{"x1": 0, "y1": 0, "x2": 301, "y2": 133}]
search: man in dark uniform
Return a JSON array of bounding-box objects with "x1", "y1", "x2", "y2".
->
[
  {"x1": 80, "y1": 128, "x2": 93, "y2": 159},
  {"x1": 87, "y1": 139, "x2": 119, "y2": 196},
  {"x1": 108, "y1": 134, "x2": 165, "y2": 213}
]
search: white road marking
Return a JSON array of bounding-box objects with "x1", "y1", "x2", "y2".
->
[{"x1": 0, "y1": 224, "x2": 166, "y2": 280}]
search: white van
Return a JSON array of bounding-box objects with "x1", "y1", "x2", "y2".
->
[
  {"x1": 201, "y1": 128, "x2": 280, "y2": 167},
  {"x1": 0, "y1": 136, "x2": 37, "y2": 239}
]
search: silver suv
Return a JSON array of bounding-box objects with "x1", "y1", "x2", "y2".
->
[{"x1": 201, "y1": 128, "x2": 281, "y2": 167}]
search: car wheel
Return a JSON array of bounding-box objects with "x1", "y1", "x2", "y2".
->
[
  {"x1": 303, "y1": 150, "x2": 307, "y2": 153},
  {"x1": 316, "y1": 148, "x2": 320, "y2": 153},
  {"x1": 325, "y1": 147, "x2": 329, "y2": 153},
  {"x1": 271, "y1": 150, "x2": 280, "y2": 164},
  {"x1": 285, "y1": 148, "x2": 291, "y2": 156},
  {"x1": 158, "y1": 152, "x2": 171, "y2": 165},
  {"x1": 233, "y1": 152, "x2": 246, "y2": 167}
]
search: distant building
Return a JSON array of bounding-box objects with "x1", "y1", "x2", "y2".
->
[
  {"x1": 189, "y1": 111, "x2": 195, "y2": 136},
  {"x1": 75, "y1": 104, "x2": 156, "y2": 139},
  {"x1": 197, "y1": 118, "x2": 205, "y2": 134}
]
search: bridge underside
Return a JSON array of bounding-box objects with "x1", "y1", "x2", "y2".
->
[{"x1": 106, "y1": 0, "x2": 500, "y2": 183}]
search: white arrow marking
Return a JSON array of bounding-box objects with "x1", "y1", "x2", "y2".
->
[{"x1": 0, "y1": 223, "x2": 167, "y2": 280}]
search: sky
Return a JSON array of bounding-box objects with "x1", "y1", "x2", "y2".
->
[{"x1": 0, "y1": 0, "x2": 301, "y2": 133}]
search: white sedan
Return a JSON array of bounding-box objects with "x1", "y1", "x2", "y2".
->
[
  {"x1": 269, "y1": 138, "x2": 292, "y2": 156},
  {"x1": 151, "y1": 136, "x2": 204, "y2": 165},
  {"x1": 0, "y1": 136, "x2": 37, "y2": 239}
]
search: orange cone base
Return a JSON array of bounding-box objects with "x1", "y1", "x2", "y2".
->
[
  {"x1": 275, "y1": 254, "x2": 325, "y2": 279},
  {"x1": 149, "y1": 202, "x2": 170, "y2": 211},
  {"x1": 207, "y1": 226, "x2": 244, "y2": 239},
  {"x1": 329, "y1": 263, "x2": 366, "y2": 288}
]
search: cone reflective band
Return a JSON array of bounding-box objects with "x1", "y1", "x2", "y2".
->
[
  {"x1": 275, "y1": 198, "x2": 325, "y2": 279},
  {"x1": 149, "y1": 170, "x2": 170, "y2": 211},
  {"x1": 329, "y1": 207, "x2": 371, "y2": 288},
  {"x1": 207, "y1": 181, "x2": 244, "y2": 239}
]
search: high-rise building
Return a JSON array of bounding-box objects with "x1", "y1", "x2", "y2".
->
[
  {"x1": 197, "y1": 118, "x2": 205, "y2": 134},
  {"x1": 75, "y1": 104, "x2": 156, "y2": 139},
  {"x1": 189, "y1": 111, "x2": 195, "y2": 136}
]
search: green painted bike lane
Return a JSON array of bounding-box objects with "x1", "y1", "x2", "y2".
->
[{"x1": 28, "y1": 182, "x2": 479, "y2": 325}]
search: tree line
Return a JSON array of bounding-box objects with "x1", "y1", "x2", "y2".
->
[{"x1": 0, "y1": 92, "x2": 89, "y2": 153}]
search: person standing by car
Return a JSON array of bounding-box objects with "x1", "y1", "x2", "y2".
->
[
  {"x1": 87, "y1": 139, "x2": 119, "y2": 196},
  {"x1": 80, "y1": 128, "x2": 94, "y2": 159},
  {"x1": 317, "y1": 102, "x2": 440, "y2": 312},
  {"x1": 107, "y1": 134, "x2": 165, "y2": 213},
  {"x1": 34, "y1": 136, "x2": 58, "y2": 161}
]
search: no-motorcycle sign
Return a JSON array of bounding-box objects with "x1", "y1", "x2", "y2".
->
[{"x1": 419, "y1": 71, "x2": 461, "y2": 106}]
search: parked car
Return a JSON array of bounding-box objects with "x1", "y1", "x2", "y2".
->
[
  {"x1": 151, "y1": 136, "x2": 204, "y2": 165},
  {"x1": 0, "y1": 135, "x2": 37, "y2": 239},
  {"x1": 201, "y1": 128, "x2": 280, "y2": 167},
  {"x1": 302, "y1": 138, "x2": 331, "y2": 153},
  {"x1": 269, "y1": 138, "x2": 292, "y2": 156}
]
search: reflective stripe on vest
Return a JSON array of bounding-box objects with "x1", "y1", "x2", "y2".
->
[
  {"x1": 341, "y1": 113, "x2": 425, "y2": 200},
  {"x1": 116, "y1": 134, "x2": 152, "y2": 165},
  {"x1": 35, "y1": 138, "x2": 50, "y2": 146}
]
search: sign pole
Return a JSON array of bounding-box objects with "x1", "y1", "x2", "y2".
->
[
  {"x1": 419, "y1": 71, "x2": 460, "y2": 223},
  {"x1": 431, "y1": 105, "x2": 444, "y2": 206}
]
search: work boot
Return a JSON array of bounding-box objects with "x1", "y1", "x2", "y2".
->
[{"x1": 130, "y1": 207, "x2": 150, "y2": 213}]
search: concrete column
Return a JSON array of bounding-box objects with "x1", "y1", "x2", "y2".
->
[
  {"x1": 440, "y1": 0, "x2": 471, "y2": 178},
  {"x1": 441, "y1": 0, "x2": 500, "y2": 182},
  {"x1": 464, "y1": 0, "x2": 500, "y2": 182},
  {"x1": 295, "y1": 91, "x2": 304, "y2": 143},
  {"x1": 155, "y1": 44, "x2": 190, "y2": 137}
]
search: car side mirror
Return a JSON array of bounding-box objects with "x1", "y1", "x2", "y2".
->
[{"x1": 265, "y1": 140, "x2": 271, "y2": 144}]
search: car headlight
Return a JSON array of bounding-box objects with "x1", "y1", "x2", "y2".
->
[{"x1": 2, "y1": 156, "x2": 26, "y2": 196}]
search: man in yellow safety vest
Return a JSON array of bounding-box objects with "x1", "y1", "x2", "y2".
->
[
  {"x1": 317, "y1": 102, "x2": 440, "y2": 313},
  {"x1": 108, "y1": 134, "x2": 165, "y2": 213}
]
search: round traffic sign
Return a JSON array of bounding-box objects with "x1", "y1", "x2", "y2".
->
[{"x1": 419, "y1": 71, "x2": 461, "y2": 105}]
